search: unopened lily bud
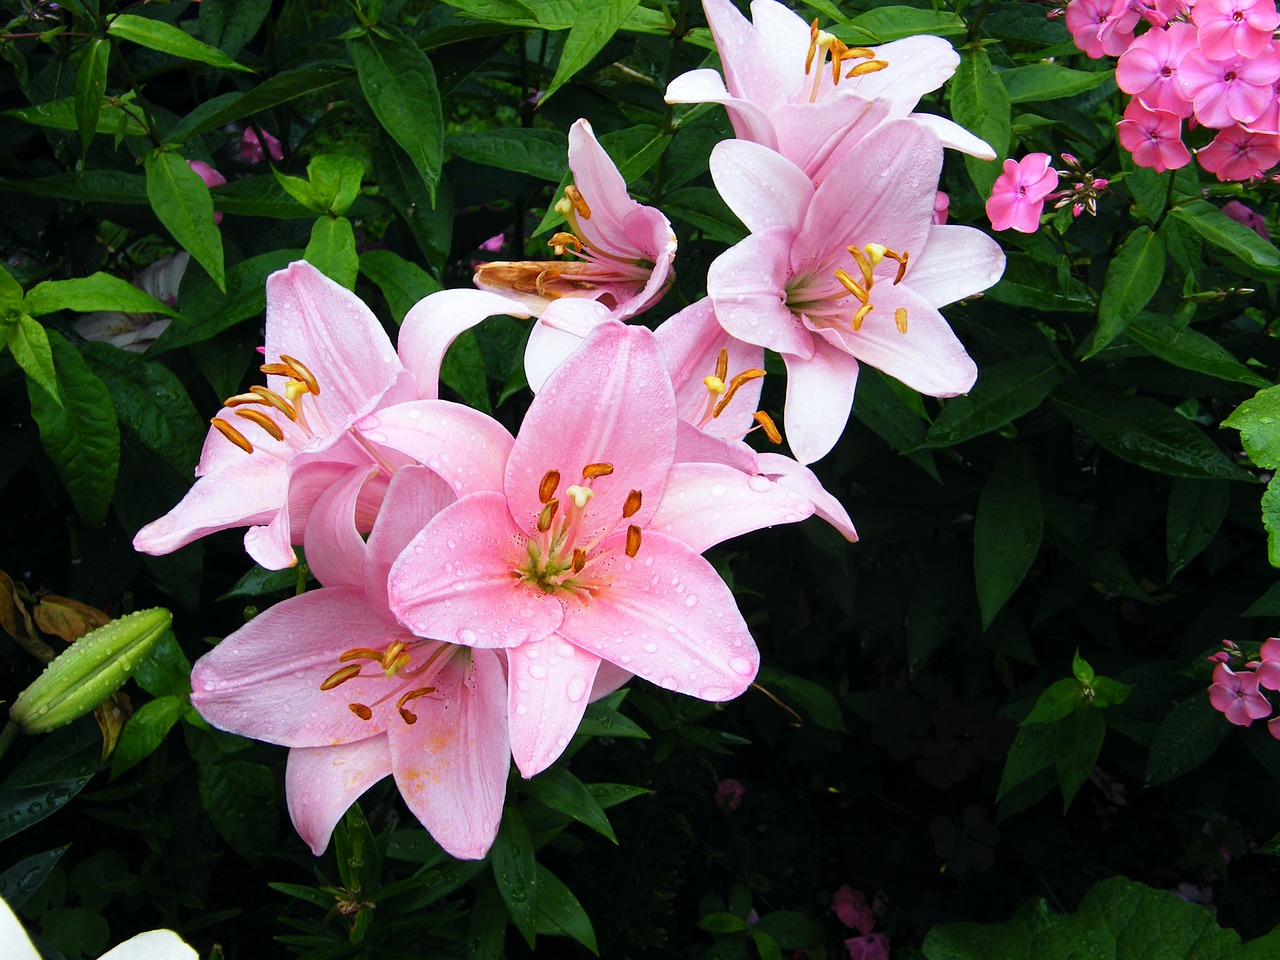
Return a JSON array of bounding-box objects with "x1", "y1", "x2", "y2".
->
[{"x1": 9, "y1": 608, "x2": 172, "y2": 734}]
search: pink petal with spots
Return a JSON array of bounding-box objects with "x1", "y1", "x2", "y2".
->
[
  {"x1": 506, "y1": 636, "x2": 603, "y2": 777},
  {"x1": 286, "y1": 738, "x2": 392, "y2": 856}
]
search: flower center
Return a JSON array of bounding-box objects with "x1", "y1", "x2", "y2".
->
[
  {"x1": 516, "y1": 463, "x2": 643, "y2": 597},
  {"x1": 793, "y1": 242, "x2": 910, "y2": 334},
  {"x1": 210, "y1": 354, "x2": 331, "y2": 456},
  {"x1": 804, "y1": 18, "x2": 888, "y2": 103},
  {"x1": 319, "y1": 638, "x2": 460, "y2": 725}
]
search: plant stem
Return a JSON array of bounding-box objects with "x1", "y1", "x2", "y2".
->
[{"x1": 0, "y1": 720, "x2": 19, "y2": 762}]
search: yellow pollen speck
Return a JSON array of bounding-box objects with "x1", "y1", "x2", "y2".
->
[
  {"x1": 895, "y1": 307, "x2": 908, "y2": 333},
  {"x1": 566, "y1": 485, "x2": 594, "y2": 508},
  {"x1": 852, "y1": 302, "x2": 874, "y2": 331}
]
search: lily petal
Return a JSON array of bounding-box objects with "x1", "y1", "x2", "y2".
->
[
  {"x1": 782, "y1": 341, "x2": 861, "y2": 465},
  {"x1": 906, "y1": 224, "x2": 1007, "y2": 307},
  {"x1": 399, "y1": 289, "x2": 532, "y2": 399},
  {"x1": 100, "y1": 931, "x2": 197, "y2": 960},
  {"x1": 909, "y1": 113, "x2": 996, "y2": 160},
  {"x1": 756, "y1": 452, "x2": 857, "y2": 541},
  {"x1": 286, "y1": 738, "x2": 392, "y2": 856},
  {"x1": 304, "y1": 465, "x2": 378, "y2": 591},
  {"x1": 707, "y1": 230, "x2": 815, "y2": 358},
  {"x1": 524, "y1": 298, "x2": 614, "y2": 393},
  {"x1": 364, "y1": 465, "x2": 457, "y2": 610},
  {"x1": 507, "y1": 636, "x2": 602, "y2": 778},
  {"x1": 710, "y1": 139, "x2": 812, "y2": 234}
]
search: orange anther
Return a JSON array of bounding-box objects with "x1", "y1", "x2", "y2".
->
[
  {"x1": 320, "y1": 665, "x2": 362, "y2": 690},
  {"x1": 625, "y1": 525, "x2": 642, "y2": 558},
  {"x1": 714, "y1": 369, "x2": 767, "y2": 417},
  {"x1": 564, "y1": 184, "x2": 592, "y2": 220},
  {"x1": 622, "y1": 489, "x2": 643, "y2": 518},
  {"x1": 235, "y1": 408, "x2": 285, "y2": 442},
  {"x1": 895, "y1": 307, "x2": 908, "y2": 334},
  {"x1": 349, "y1": 703, "x2": 373, "y2": 721},
  {"x1": 846, "y1": 59, "x2": 888, "y2": 78},
  {"x1": 572, "y1": 548, "x2": 587, "y2": 573},
  {"x1": 582, "y1": 462, "x2": 614, "y2": 480},
  {"x1": 339, "y1": 648, "x2": 385, "y2": 663},
  {"x1": 538, "y1": 470, "x2": 561, "y2": 503},
  {"x1": 210, "y1": 417, "x2": 253, "y2": 454},
  {"x1": 538, "y1": 500, "x2": 559, "y2": 533},
  {"x1": 834, "y1": 268, "x2": 869, "y2": 304},
  {"x1": 753, "y1": 411, "x2": 782, "y2": 444},
  {"x1": 250, "y1": 386, "x2": 298, "y2": 421},
  {"x1": 851, "y1": 302, "x2": 874, "y2": 331},
  {"x1": 279, "y1": 354, "x2": 320, "y2": 395}
]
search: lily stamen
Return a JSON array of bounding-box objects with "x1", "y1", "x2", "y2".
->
[
  {"x1": 895, "y1": 307, "x2": 909, "y2": 333},
  {"x1": 349, "y1": 703, "x2": 373, "y2": 720},
  {"x1": 713, "y1": 369, "x2": 767, "y2": 417},
  {"x1": 834, "y1": 268, "x2": 869, "y2": 304},
  {"x1": 210, "y1": 418, "x2": 253, "y2": 454},
  {"x1": 320, "y1": 664, "x2": 362, "y2": 690},
  {"x1": 234, "y1": 408, "x2": 285, "y2": 442},
  {"x1": 753, "y1": 411, "x2": 782, "y2": 444},
  {"x1": 851, "y1": 302, "x2": 874, "y2": 331},
  {"x1": 538, "y1": 469, "x2": 561, "y2": 503},
  {"x1": 250, "y1": 386, "x2": 298, "y2": 421},
  {"x1": 625, "y1": 525, "x2": 642, "y2": 558},
  {"x1": 582, "y1": 462, "x2": 614, "y2": 480}
]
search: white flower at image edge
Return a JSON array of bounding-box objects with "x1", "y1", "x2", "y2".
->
[{"x1": 0, "y1": 896, "x2": 196, "y2": 960}]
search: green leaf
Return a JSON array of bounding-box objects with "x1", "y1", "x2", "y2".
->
[
  {"x1": 24, "y1": 273, "x2": 182, "y2": 319},
  {"x1": 1170, "y1": 199, "x2": 1280, "y2": 278},
  {"x1": 915, "y1": 355, "x2": 1059, "y2": 452},
  {"x1": 132, "y1": 628, "x2": 192, "y2": 698},
  {"x1": 1223, "y1": 383, "x2": 1280, "y2": 468},
  {"x1": 375, "y1": 137, "x2": 453, "y2": 272},
  {"x1": 307, "y1": 154, "x2": 365, "y2": 216},
  {"x1": 0, "y1": 846, "x2": 71, "y2": 910},
  {"x1": 1144, "y1": 695, "x2": 1229, "y2": 786},
  {"x1": 523, "y1": 767, "x2": 617, "y2": 843},
  {"x1": 536, "y1": 864, "x2": 598, "y2": 954},
  {"x1": 845, "y1": 6, "x2": 966, "y2": 41},
  {"x1": 1128, "y1": 313, "x2": 1271, "y2": 388},
  {"x1": 1022, "y1": 679, "x2": 1085, "y2": 726},
  {"x1": 996, "y1": 721, "x2": 1055, "y2": 803},
  {"x1": 951, "y1": 48, "x2": 1009, "y2": 195},
  {"x1": 753, "y1": 930, "x2": 783, "y2": 960},
  {"x1": 0, "y1": 722, "x2": 99, "y2": 841},
  {"x1": 27, "y1": 332, "x2": 120, "y2": 526},
  {"x1": 1262, "y1": 477, "x2": 1280, "y2": 568},
  {"x1": 1086, "y1": 226, "x2": 1166, "y2": 357},
  {"x1": 218, "y1": 563, "x2": 299, "y2": 601},
  {"x1": 492, "y1": 807, "x2": 539, "y2": 948},
  {"x1": 753, "y1": 910, "x2": 823, "y2": 950},
  {"x1": 176, "y1": 64, "x2": 351, "y2": 139},
  {"x1": 1054, "y1": 705, "x2": 1105, "y2": 810},
  {"x1": 74, "y1": 38, "x2": 110, "y2": 153},
  {"x1": 145, "y1": 150, "x2": 225, "y2": 292},
  {"x1": 1091, "y1": 677, "x2": 1133, "y2": 708},
  {"x1": 974, "y1": 448, "x2": 1043, "y2": 627},
  {"x1": 756, "y1": 666, "x2": 847, "y2": 732},
  {"x1": 81, "y1": 343, "x2": 204, "y2": 476},
  {"x1": 1167, "y1": 478, "x2": 1230, "y2": 579},
  {"x1": 0, "y1": 170, "x2": 149, "y2": 205},
  {"x1": 1121, "y1": 154, "x2": 1170, "y2": 222},
  {"x1": 272, "y1": 169, "x2": 326, "y2": 213},
  {"x1": 700, "y1": 912, "x2": 750, "y2": 934},
  {"x1": 107, "y1": 13, "x2": 253, "y2": 72},
  {"x1": 586, "y1": 782, "x2": 650, "y2": 810},
  {"x1": 110, "y1": 695, "x2": 186, "y2": 779},
  {"x1": 303, "y1": 216, "x2": 359, "y2": 290},
  {"x1": 1073, "y1": 650, "x2": 1096, "y2": 685},
  {"x1": 6, "y1": 97, "x2": 147, "y2": 137},
  {"x1": 1054, "y1": 388, "x2": 1246, "y2": 480},
  {"x1": 7, "y1": 315, "x2": 60, "y2": 405},
  {"x1": 351, "y1": 27, "x2": 444, "y2": 203},
  {"x1": 359, "y1": 250, "x2": 442, "y2": 324},
  {"x1": 197, "y1": 0, "x2": 272, "y2": 58},
  {"x1": 1001, "y1": 63, "x2": 1112, "y2": 103},
  {"x1": 448, "y1": 128, "x2": 569, "y2": 180},
  {"x1": 662, "y1": 187, "x2": 746, "y2": 245},
  {"x1": 922, "y1": 876, "x2": 1248, "y2": 960},
  {"x1": 468, "y1": 886, "x2": 508, "y2": 960},
  {"x1": 198, "y1": 760, "x2": 281, "y2": 862},
  {"x1": 544, "y1": 0, "x2": 642, "y2": 101},
  {"x1": 574, "y1": 698, "x2": 649, "y2": 739}
]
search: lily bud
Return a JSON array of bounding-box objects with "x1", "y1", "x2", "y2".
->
[{"x1": 8, "y1": 608, "x2": 172, "y2": 734}]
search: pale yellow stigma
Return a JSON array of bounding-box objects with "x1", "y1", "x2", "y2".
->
[
  {"x1": 566, "y1": 485, "x2": 594, "y2": 509},
  {"x1": 704, "y1": 375, "x2": 727, "y2": 394}
]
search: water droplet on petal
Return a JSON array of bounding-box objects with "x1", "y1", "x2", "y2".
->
[
  {"x1": 643, "y1": 642, "x2": 659, "y2": 654},
  {"x1": 566, "y1": 676, "x2": 587, "y2": 701},
  {"x1": 729, "y1": 657, "x2": 754, "y2": 675},
  {"x1": 748, "y1": 475, "x2": 771, "y2": 492},
  {"x1": 660, "y1": 675, "x2": 678, "y2": 690}
]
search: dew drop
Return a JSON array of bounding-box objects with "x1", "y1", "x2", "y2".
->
[
  {"x1": 516, "y1": 703, "x2": 529, "y2": 715},
  {"x1": 643, "y1": 642, "x2": 659, "y2": 654},
  {"x1": 710, "y1": 483, "x2": 727, "y2": 496},
  {"x1": 566, "y1": 676, "x2": 587, "y2": 701},
  {"x1": 747, "y1": 475, "x2": 771, "y2": 492},
  {"x1": 660, "y1": 675, "x2": 679, "y2": 690},
  {"x1": 729, "y1": 657, "x2": 754, "y2": 675},
  {"x1": 685, "y1": 594, "x2": 698, "y2": 607},
  {"x1": 528, "y1": 664, "x2": 548, "y2": 679}
]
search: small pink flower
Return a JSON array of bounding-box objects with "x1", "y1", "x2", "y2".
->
[
  {"x1": 1208, "y1": 662, "x2": 1272, "y2": 725},
  {"x1": 1223, "y1": 200, "x2": 1271, "y2": 240},
  {"x1": 1197, "y1": 123, "x2": 1280, "y2": 180},
  {"x1": 1117, "y1": 99, "x2": 1192, "y2": 172},
  {"x1": 1065, "y1": 0, "x2": 1141, "y2": 58},
  {"x1": 831, "y1": 885, "x2": 874, "y2": 935},
  {"x1": 1256, "y1": 636, "x2": 1280, "y2": 689},
  {"x1": 239, "y1": 127, "x2": 284, "y2": 164},
  {"x1": 187, "y1": 159, "x2": 226, "y2": 225},
  {"x1": 932, "y1": 191, "x2": 950, "y2": 225},
  {"x1": 985, "y1": 153, "x2": 1060, "y2": 232},
  {"x1": 845, "y1": 932, "x2": 890, "y2": 960},
  {"x1": 1178, "y1": 44, "x2": 1280, "y2": 128},
  {"x1": 715, "y1": 778, "x2": 746, "y2": 811},
  {"x1": 1115, "y1": 22, "x2": 1197, "y2": 116},
  {"x1": 1192, "y1": 0, "x2": 1280, "y2": 61}
]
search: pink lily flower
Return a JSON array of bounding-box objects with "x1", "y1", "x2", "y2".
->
[
  {"x1": 1192, "y1": 0, "x2": 1280, "y2": 61},
  {"x1": 473, "y1": 118, "x2": 676, "y2": 321},
  {"x1": 1117, "y1": 100, "x2": 1192, "y2": 172},
  {"x1": 364, "y1": 323, "x2": 809, "y2": 777},
  {"x1": 190, "y1": 465, "x2": 511, "y2": 860},
  {"x1": 1115, "y1": 22, "x2": 1197, "y2": 117},
  {"x1": 1208, "y1": 662, "x2": 1272, "y2": 725},
  {"x1": 704, "y1": 120, "x2": 1004, "y2": 464},
  {"x1": 986, "y1": 153, "x2": 1060, "y2": 233},
  {"x1": 132, "y1": 263, "x2": 522, "y2": 569},
  {"x1": 664, "y1": 0, "x2": 993, "y2": 185}
]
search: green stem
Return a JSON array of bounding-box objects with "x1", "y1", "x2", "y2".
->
[
  {"x1": 0, "y1": 720, "x2": 20, "y2": 762},
  {"x1": 967, "y1": 0, "x2": 992, "y2": 43},
  {"x1": 650, "y1": 0, "x2": 688, "y2": 206},
  {"x1": 1153, "y1": 169, "x2": 1179, "y2": 230}
]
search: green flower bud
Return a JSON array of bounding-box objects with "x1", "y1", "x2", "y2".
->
[{"x1": 8, "y1": 607, "x2": 172, "y2": 734}]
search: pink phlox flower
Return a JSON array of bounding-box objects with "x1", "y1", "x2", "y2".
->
[
  {"x1": 133, "y1": 263, "x2": 519, "y2": 569},
  {"x1": 1254, "y1": 636, "x2": 1280, "y2": 689},
  {"x1": 1223, "y1": 199, "x2": 1271, "y2": 239},
  {"x1": 932, "y1": 191, "x2": 950, "y2": 225},
  {"x1": 189, "y1": 465, "x2": 513, "y2": 860},
  {"x1": 1117, "y1": 99, "x2": 1193, "y2": 172},
  {"x1": 664, "y1": 0, "x2": 994, "y2": 184},
  {"x1": 372, "y1": 323, "x2": 799, "y2": 777},
  {"x1": 715, "y1": 778, "x2": 746, "y2": 811},
  {"x1": 1208, "y1": 662, "x2": 1272, "y2": 725},
  {"x1": 1197, "y1": 122, "x2": 1280, "y2": 179},
  {"x1": 831, "y1": 885, "x2": 875, "y2": 935},
  {"x1": 1208, "y1": 650, "x2": 1232, "y2": 663},
  {"x1": 845, "y1": 932, "x2": 890, "y2": 960},
  {"x1": 187, "y1": 159, "x2": 226, "y2": 224},
  {"x1": 1177, "y1": 43, "x2": 1280, "y2": 128},
  {"x1": 986, "y1": 153, "x2": 1060, "y2": 232},
  {"x1": 1192, "y1": 0, "x2": 1280, "y2": 61},
  {"x1": 1115, "y1": 22, "x2": 1198, "y2": 116},
  {"x1": 72, "y1": 252, "x2": 189, "y2": 352},
  {"x1": 706, "y1": 121, "x2": 1003, "y2": 464},
  {"x1": 239, "y1": 127, "x2": 284, "y2": 163},
  {"x1": 473, "y1": 118, "x2": 676, "y2": 321},
  {"x1": 1065, "y1": 0, "x2": 1141, "y2": 58}
]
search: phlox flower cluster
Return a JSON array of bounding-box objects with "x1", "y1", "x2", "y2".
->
[
  {"x1": 986, "y1": 152, "x2": 1112, "y2": 232},
  {"x1": 133, "y1": 0, "x2": 1006, "y2": 862},
  {"x1": 1067, "y1": 0, "x2": 1280, "y2": 180},
  {"x1": 1206, "y1": 637, "x2": 1280, "y2": 734},
  {"x1": 831, "y1": 885, "x2": 889, "y2": 960}
]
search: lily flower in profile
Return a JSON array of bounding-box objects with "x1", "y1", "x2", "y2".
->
[
  {"x1": 132, "y1": 263, "x2": 525, "y2": 569},
  {"x1": 473, "y1": 118, "x2": 676, "y2": 320},
  {"x1": 189, "y1": 466, "x2": 511, "y2": 860},
  {"x1": 665, "y1": 0, "x2": 993, "y2": 184},
  {"x1": 704, "y1": 120, "x2": 1005, "y2": 464},
  {"x1": 367, "y1": 323, "x2": 813, "y2": 777}
]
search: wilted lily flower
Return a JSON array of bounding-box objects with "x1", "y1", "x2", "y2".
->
[
  {"x1": 474, "y1": 118, "x2": 676, "y2": 320},
  {"x1": 705, "y1": 121, "x2": 1004, "y2": 463},
  {"x1": 665, "y1": 0, "x2": 994, "y2": 184}
]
